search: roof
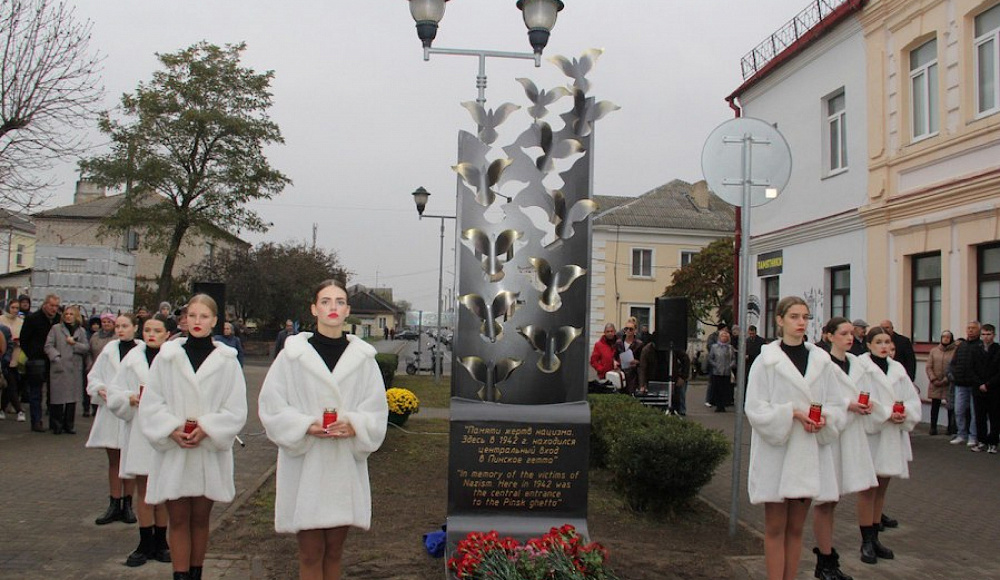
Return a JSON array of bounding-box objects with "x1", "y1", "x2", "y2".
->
[
  {"x1": 0, "y1": 209, "x2": 36, "y2": 234},
  {"x1": 727, "y1": 0, "x2": 866, "y2": 102},
  {"x1": 33, "y1": 190, "x2": 249, "y2": 247},
  {"x1": 593, "y1": 179, "x2": 735, "y2": 232},
  {"x1": 348, "y1": 286, "x2": 400, "y2": 315}
]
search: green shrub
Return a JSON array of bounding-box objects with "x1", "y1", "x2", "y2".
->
[
  {"x1": 589, "y1": 394, "x2": 731, "y2": 513},
  {"x1": 375, "y1": 353, "x2": 398, "y2": 388}
]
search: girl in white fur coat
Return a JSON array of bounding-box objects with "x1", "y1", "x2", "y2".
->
[
  {"x1": 85, "y1": 313, "x2": 140, "y2": 526},
  {"x1": 853, "y1": 326, "x2": 921, "y2": 565},
  {"x1": 107, "y1": 316, "x2": 172, "y2": 567},
  {"x1": 259, "y1": 279, "x2": 388, "y2": 580},
  {"x1": 139, "y1": 295, "x2": 247, "y2": 580},
  {"x1": 746, "y1": 297, "x2": 845, "y2": 580},
  {"x1": 810, "y1": 317, "x2": 878, "y2": 579}
]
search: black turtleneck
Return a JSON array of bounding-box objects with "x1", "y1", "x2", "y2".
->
[
  {"x1": 145, "y1": 345, "x2": 160, "y2": 366},
  {"x1": 871, "y1": 354, "x2": 890, "y2": 375},
  {"x1": 309, "y1": 333, "x2": 349, "y2": 372},
  {"x1": 780, "y1": 341, "x2": 809, "y2": 377},
  {"x1": 830, "y1": 353, "x2": 850, "y2": 375},
  {"x1": 118, "y1": 340, "x2": 137, "y2": 361},
  {"x1": 183, "y1": 335, "x2": 215, "y2": 372}
]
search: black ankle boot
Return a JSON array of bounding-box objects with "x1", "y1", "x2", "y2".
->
[
  {"x1": 813, "y1": 547, "x2": 853, "y2": 580},
  {"x1": 190, "y1": 565, "x2": 203, "y2": 580},
  {"x1": 872, "y1": 528, "x2": 894, "y2": 559},
  {"x1": 95, "y1": 496, "x2": 122, "y2": 525},
  {"x1": 880, "y1": 513, "x2": 899, "y2": 529},
  {"x1": 121, "y1": 495, "x2": 138, "y2": 524},
  {"x1": 153, "y1": 525, "x2": 172, "y2": 562},
  {"x1": 859, "y1": 526, "x2": 877, "y2": 564},
  {"x1": 125, "y1": 527, "x2": 153, "y2": 567},
  {"x1": 173, "y1": 572, "x2": 192, "y2": 580}
]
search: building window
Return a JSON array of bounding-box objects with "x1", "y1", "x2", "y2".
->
[
  {"x1": 830, "y1": 266, "x2": 850, "y2": 320},
  {"x1": 978, "y1": 243, "x2": 1000, "y2": 324},
  {"x1": 910, "y1": 38, "x2": 939, "y2": 140},
  {"x1": 975, "y1": 4, "x2": 1000, "y2": 116},
  {"x1": 825, "y1": 90, "x2": 847, "y2": 173},
  {"x1": 629, "y1": 305, "x2": 652, "y2": 334},
  {"x1": 912, "y1": 253, "x2": 942, "y2": 343},
  {"x1": 631, "y1": 248, "x2": 653, "y2": 278},
  {"x1": 680, "y1": 250, "x2": 697, "y2": 267},
  {"x1": 15, "y1": 244, "x2": 25, "y2": 267},
  {"x1": 763, "y1": 277, "x2": 780, "y2": 340}
]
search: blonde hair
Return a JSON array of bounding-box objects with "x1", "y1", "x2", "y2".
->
[
  {"x1": 774, "y1": 296, "x2": 808, "y2": 337},
  {"x1": 187, "y1": 294, "x2": 218, "y2": 316}
]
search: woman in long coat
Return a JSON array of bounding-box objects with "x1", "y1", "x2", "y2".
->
[
  {"x1": 86, "y1": 313, "x2": 140, "y2": 526},
  {"x1": 259, "y1": 279, "x2": 388, "y2": 580},
  {"x1": 810, "y1": 317, "x2": 877, "y2": 579},
  {"x1": 745, "y1": 296, "x2": 845, "y2": 580},
  {"x1": 108, "y1": 315, "x2": 171, "y2": 567},
  {"x1": 44, "y1": 305, "x2": 89, "y2": 434},
  {"x1": 139, "y1": 295, "x2": 247, "y2": 580},
  {"x1": 924, "y1": 330, "x2": 957, "y2": 436},
  {"x1": 854, "y1": 326, "x2": 921, "y2": 565},
  {"x1": 708, "y1": 329, "x2": 737, "y2": 412}
]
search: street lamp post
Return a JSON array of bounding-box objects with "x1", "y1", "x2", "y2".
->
[{"x1": 412, "y1": 186, "x2": 455, "y2": 384}]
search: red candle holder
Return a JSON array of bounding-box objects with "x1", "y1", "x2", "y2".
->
[
  {"x1": 808, "y1": 403, "x2": 822, "y2": 423},
  {"x1": 184, "y1": 419, "x2": 198, "y2": 434},
  {"x1": 858, "y1": 391, "x2": 870, "y2": 405},
  {"x1": 892, "y1": 401, "x2": 905, "y2": 414},
  {"x1": 323, "y1": 408, "x2": 339, "y2": 429}
]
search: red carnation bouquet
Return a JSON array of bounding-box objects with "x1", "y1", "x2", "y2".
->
[{"x1": 447, "y1": 524, "x2": 619, "y2": 580}]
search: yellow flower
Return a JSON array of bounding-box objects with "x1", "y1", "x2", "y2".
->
[{"x1": 386, "y1": 387, "x2": 420, "y2": 415}]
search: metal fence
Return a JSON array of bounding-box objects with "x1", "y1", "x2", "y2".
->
[{"x1": 740, "y1": 0, "x2": 850, "y2": 80}]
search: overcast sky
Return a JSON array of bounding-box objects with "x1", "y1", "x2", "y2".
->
[{"x1": 42, "y1": 0, "x2": 807, "y2": 311}]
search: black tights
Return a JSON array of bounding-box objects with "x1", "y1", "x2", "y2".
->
[{"x1": 930, "y1": 399, "x2": 950, "y2": 432}]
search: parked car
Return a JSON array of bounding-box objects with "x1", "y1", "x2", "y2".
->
[{"x1": 395, "y1": 329, "x2": 420, "y2": 341}]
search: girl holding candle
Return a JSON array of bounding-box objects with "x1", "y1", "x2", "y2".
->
[
  {"x1": 258, "y1": 279, "x2": 388, "y2": 580},
  {"x1": 810, "y1": 317, "x2": 878, "y2": 579},
  {"x1": 107, "y1": 315, "x2": 172, "y2": 567},
  {"x1": 854, "y1": 326, "x2": 920, "y2": 565},
  {"x1": 745, "y1": 296, "x2": 845, "y2": 580},
  {"x1": 139, "y1": 295, "x2": 247, "y2": 580}
]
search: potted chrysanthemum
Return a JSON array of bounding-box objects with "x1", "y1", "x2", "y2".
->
[{"x1": 385, "y1": 387, "x2": 420, "y2": 426}]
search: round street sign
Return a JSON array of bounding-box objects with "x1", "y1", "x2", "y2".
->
[{"x1": 701, "y1": 117, "x2": 791, "y2": 207}]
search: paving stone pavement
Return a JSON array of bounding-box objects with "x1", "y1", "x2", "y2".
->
[
  {"x1": 685, "y1": 380, "x2": 1000, "y2": 580},
  {"x1": 0, "y1": 359, "x2": 277, "y2": 579}
]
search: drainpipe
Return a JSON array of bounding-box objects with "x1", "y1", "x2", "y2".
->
[{"x1": 727, "y1": 96, "x2": 743, "y2": 325}]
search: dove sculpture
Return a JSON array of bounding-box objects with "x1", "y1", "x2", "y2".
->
[
  {"x1": 453, "y1": 157, "x2": 514, "y2": 207},
  {"x1": 517, "y1": 325, "x2": 582, "y2": 373},
  {"x1": 459, "y1": 291, "x2": 520, "y2": 343},
  {"x1": 458, "y1": 356, "x2": 523, "y2": 402},
  {"x1": 515, "y1": 78, "x2": 570, "y2": 120},
  {"x1": 529, "y1": 257, "x2": 586, "y2": 312},
  {"x1": 462, "y1": 228, "x2": 523, "y2": 282},
  {"x1": 461, "y1": 101, "x2": 520, "y2": 145}
]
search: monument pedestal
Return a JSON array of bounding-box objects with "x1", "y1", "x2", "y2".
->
[{"x1": 446, "y1": 398, "x2": 590, "y2": 558}]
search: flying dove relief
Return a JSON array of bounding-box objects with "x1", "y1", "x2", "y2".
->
[
  {"x1": 453, "y1": 157, "x2": 514, "y2": 207},
  {"x1": 462, "y1": 228, "x2": 523, "y2": 282},
  {"x1": 459, "y1": 290, "x2": 520, "y2": 343},
  {"x1": 529, "y1": 257, "x2": 586, "y2": 312},
  {"x1": 515, "y1": 78, "x2": 570, "y2": 120},
  {"x1": 460, "y1": 101, "x2": 520, "y2": 145},
  {"x1": 458, "y1": 356, "x2": 523, "y2": 403},
  {"x1": 549, "y1": 48, "x2": 604, "y2": 95},
  {"x1": 522, "y1": 188, "x2": 597, "y2": 247},
  {"x1": 517, "y1": 325, "x2": 582, "y2": 373}
]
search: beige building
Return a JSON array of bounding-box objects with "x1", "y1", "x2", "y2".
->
[
  {"x1": 0, "y1": 209, "x2": 36, "y2": 302},
  {"x1": 33, "y1": 181, "x2": 250, "y2": 294},
  {"x1": 589, "y1": 179, "x2": 735, "y2": 349},
  {"x1": 861, "y1": 0, "x2": 1000, "y2": 347}
]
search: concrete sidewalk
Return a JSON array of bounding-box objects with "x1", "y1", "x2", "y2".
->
[
  {"x1": 0, "y1": 359, "x2": 278, "y2": 579},
  {"x1": 683, "y1": 380, "x2": 1000, "y2": 579}
]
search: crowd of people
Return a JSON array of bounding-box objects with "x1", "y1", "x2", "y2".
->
[{"x1": 0, "y1": 286, "x2": 388, "y2": 580}]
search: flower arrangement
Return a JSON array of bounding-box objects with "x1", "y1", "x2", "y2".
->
[
  {"x1": 386, "y1": 387, "x2": 420, "y2": 415},
  {"x1": 447, "y1": 525, "x2": 619, "y2": 580}
]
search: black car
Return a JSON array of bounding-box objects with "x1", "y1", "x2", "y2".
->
[{"x1": 395, "y1": 329, "x2": 420, "y2": 341}]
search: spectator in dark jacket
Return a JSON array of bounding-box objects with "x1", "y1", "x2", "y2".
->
[
  {"x1": 972, "y1": 324, "x2": 1000, "y2": 453},
  {"x1": 850, "y1": 319, "x2": 869, "y2": 356},
  {"x1": 949, "y1": 321, "x2": 985, "y2": 446},
  {"x1": 18, "y1": 294, "x2": 61, "y2": 432},
  {"x1": 637, "y1": 341, "x2": 691, "y2": 415},
  {"x1": 215, "y1": 322, "x2": 245, "y2": 367},
  {"x1": 879, "y1": 319, "x2": 916, "y2": 380}
]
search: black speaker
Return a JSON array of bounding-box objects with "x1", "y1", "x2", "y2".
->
[
  {"x1": 655, "y1": 296, "x2": 688, "y2": 351},
  {"x1": 192, "y1": 281, "x2": 226, "y2": 336}
]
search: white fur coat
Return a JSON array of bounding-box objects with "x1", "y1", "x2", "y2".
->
[
  {"x1": 745, "y1": 341, "x2": 845, "y2": 504},
  {"x1": 258, "y1": 333, "x2": 388, "y2": 533},
  {"x1": 85, "y1": 339, "x2": 137, "y2": 449},
  {"x1": 139, "y1": 339, "x2": 247, "y2": 503},
  {"x1": 856, "y1": 353, "x2": 921, "y2": 478},
  {"x1": 826, "y1": 353, "x2": 878, "y2": 495},
  {"x1": 107, "y1": 344, "x2": 155, "y2": 479}
]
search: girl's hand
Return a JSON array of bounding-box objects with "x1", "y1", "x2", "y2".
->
[
  {"x1": 793, "y1": 409, "x2": 823, "y2": 433},
  {"x1": 98, "y1": 388, "x2": 107, "y2": 401},
  {"x1": 128, "y1": 394, "x2": 139, "y2": 407},
  {"x1": 325, "y1": 418, "x2": 356, "y2": 439},
  {"x1": 890, "y1": 412, "x2": 906, "y2": 424},
  {"x1": 169, "y1": 426, "x2": 204, "y2": 448},
  {"x1": 307, "y1": 422, "x2": 336, "y2": 438},
  {"x1": 848, "y1": 401, "x2": 871, "y2": 415}
]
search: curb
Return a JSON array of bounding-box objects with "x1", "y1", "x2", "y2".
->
[{"x1": 211, "y1": 462, "x2": 277, "y2": 534}]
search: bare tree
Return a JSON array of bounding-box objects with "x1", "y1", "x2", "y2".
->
[{"x1": 0, "y1": 0, "x2": 103, "y2": 211}]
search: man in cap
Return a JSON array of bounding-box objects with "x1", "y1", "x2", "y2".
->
[{"x1": 850, "y1": 319, "x2": 868, "y2": 356}]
